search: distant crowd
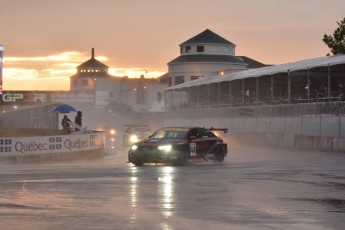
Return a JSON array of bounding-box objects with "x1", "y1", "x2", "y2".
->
[{"x1": 168, "y1": 85, "x2": 345, "y2": 110}]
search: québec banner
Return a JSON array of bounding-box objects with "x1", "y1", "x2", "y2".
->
[{"x1": 0, "y1": 132, "x2": 104, "y2": 157}]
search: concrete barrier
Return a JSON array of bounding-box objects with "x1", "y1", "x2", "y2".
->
[
  {"x1": 330, "y1": 137, "x2": 345, "y2": 153},
  {"x1": 161, "y1": 113, "x2": 345, "y2": 153}
]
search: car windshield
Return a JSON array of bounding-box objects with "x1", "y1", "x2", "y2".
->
[
  {"x1": 128, "y1": 126, "x2": 149, "y2": 132},
  {"x1": 151, "y1": 128, "x2": 188, "y2": 139}
]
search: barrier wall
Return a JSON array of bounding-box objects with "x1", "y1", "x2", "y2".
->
[
  {"x1": 0, "y1": 131, "x2": 105, "y2": 158},
  {"x1": 162, "y1": 113, "x2": 345, "y2": 153}
]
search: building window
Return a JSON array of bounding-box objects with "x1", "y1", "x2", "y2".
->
[
  {"x1": 197, "y1": 46, "x2": 204, "y2": 52},
  {"x1": 175, "y1": 76, "x2": 185, "y2": 85},
  {"x1": 185, "y1": 46, "x2": 191, "y2": 53},
  {"x1": 168, "y1": 77, "x2": 172, "y2": 87}
]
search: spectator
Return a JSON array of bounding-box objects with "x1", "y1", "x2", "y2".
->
[
  {"x1": 61, "y1": 115, "x2": 71, "y2": 134},
  {"x1": 75, "y1": 111, "x2": 82, "y2": 131}
]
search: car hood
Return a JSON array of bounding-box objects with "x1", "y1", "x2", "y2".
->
[{"x1": 137, "y1": 138, "x2": 184, "y2": 146}]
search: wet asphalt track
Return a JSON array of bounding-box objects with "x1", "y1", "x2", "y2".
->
[{"x1": 0, "y1": 145, "x2": 345, "y2": 230}]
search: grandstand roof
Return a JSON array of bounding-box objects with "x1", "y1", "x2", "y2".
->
[{"x1": 166, "y1": 54, "x2": 345, "y2": 91}]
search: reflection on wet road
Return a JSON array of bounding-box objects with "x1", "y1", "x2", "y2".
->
[{"x1": 0, "y1": 146, "x2": 344, "y2": 230}]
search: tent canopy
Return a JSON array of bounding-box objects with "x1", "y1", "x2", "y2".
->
[{"x1": 165, "y1": 54, "x2": 345, "y2": 91}]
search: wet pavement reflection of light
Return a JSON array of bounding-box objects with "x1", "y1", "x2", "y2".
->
[
  {"x1": 158, "y1": 166, "x2": 175, "y2": 218},
  {"x1": 129, "y1": 167, "x2": 138, "y2": 228},
  {"x1": 1, "y1": 145, "x2": 345, "y2": 230},
  {"x1": 130, "y1": 167, "x2": 138, "y2": 209},
  {"x1": 128, "y1": 165, "x2": 175, "y2": 229}
]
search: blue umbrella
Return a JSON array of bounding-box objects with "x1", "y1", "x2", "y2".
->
[{"x1": 52, "y1": 104, "x2": 77, "y2": 113}]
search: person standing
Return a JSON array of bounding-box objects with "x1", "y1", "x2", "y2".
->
[
  {"x1": 75, "y1": 111, "x2": 82, "y2": 131},
  {"x1": 61, "y1": 115, "x2": 71, "y2": 134}
]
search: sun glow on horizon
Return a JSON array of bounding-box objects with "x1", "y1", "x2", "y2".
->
[
  {"x1": 3, "y1": 51, "x2": 166, "y2": 91},
  {"x1": 108, "y1": 68, "x2": 164, "y2": 79}
]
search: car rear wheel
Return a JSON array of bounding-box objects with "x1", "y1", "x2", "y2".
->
[{"x1": 215, "y1": 145, "x2": 226, "y2": 162}]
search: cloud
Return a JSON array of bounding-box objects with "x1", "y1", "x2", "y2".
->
[
  {"x1": 2, "y1": 51, "x2": 165, "y2": 91},
  {"x1": 3, "y1": 51, "x2": 85, "y2": 79}
]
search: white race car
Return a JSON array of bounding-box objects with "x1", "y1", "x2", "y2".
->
[{"x1": 123, "y1": 124, "x2": 151, "y2": 147}]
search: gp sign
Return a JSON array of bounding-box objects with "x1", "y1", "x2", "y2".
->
[{"x1": 0, "y1": 132, "x2": 104, "y2": 156}]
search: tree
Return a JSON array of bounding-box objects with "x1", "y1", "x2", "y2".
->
[{"x1": 323, "y1": 17, "x2": 345, "y2": 55}]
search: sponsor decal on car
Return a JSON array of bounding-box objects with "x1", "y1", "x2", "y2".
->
[{"x1": 190, "y1": 143, "x2": 196, "y2": 156}]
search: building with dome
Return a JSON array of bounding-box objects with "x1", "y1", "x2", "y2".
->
[
  {"x1": 69, "y1": 48, "x2": 167, "y2": 111},
  {"x1": 70, "y1": 48, "x2": 112, "y2": 92},
  {"x1": 167, "y1": 29, "x2": 266, "y2": 87},
  {"x1": 164, "y1": 29, "x2": 266, "y2": 108}
]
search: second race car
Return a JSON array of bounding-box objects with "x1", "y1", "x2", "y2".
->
[
  {"x1": 128, "y1": 126, "x2": 228, "y2": 166},
  {"x1": 123, "y1": 124, "x2": 151, "y2": 147}
]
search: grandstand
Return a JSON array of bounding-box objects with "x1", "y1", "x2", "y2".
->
[{"x1": 165, "y1": 55, "x2": 345, "y2": 116}]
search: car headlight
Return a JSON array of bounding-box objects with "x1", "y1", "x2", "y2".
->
[
  {"x1": 131, "y1": 145, "x2": 138, "y2": 150},
  {"x1": 158, "y1": 145, "x2": 172, "y2": 152},
  {"x1": 130, "y1": 135, "x2": 138, "y2": 143}
]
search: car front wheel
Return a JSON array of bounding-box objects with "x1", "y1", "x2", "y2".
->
[
  {"x1": 134, "y1": 161, "x2": 144, "y2": 166},
  {"x1": 174, "y1": 152, "x2": 187, "y2": 166}
]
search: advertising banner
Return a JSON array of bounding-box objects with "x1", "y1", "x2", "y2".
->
[
  {"x1": 0, "y1": 132, "x2": 104, "y2": 157},
  {"x1": 0, "y1": 91, "x2": 95, "y2": 105}
]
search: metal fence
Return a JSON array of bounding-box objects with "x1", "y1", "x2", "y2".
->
[
  {"x1": 253, "y1": 101, "x2": 345, "y2": 116},
  {"x1": 0, "y1": 104, "x2": 59, "y2": 129},
  {"x1": 168, "y1": 101, "x2": 345, "y2": 118}
]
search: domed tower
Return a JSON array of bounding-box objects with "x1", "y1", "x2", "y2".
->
[
  {"x1": 70, "y1": 48, "x2": 113, "y2": 92},
  {"x1": 167, "y1": 29, "x2": 248, "y2": 86}
]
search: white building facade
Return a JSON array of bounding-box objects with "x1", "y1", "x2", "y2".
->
[{"x1": 167, "y1": 29, "x2": 248, "y2": 87}]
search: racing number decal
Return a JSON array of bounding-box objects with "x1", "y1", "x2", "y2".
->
[{"x1": 190, "y1": 143, "x2": 196, "y2": 156}]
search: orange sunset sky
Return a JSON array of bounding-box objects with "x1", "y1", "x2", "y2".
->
[{"x1": 1, "y1": 0, "x2": 344, "y2": 91}]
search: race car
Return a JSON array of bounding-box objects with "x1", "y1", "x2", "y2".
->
[
  {"x1": 128, "y1": 127, "x2": 228, "y2": 166},
  {"x1": 96, "y1": 125, "x2": 117, "y2": 148},
  {"x1": 123, "y1": 124, "x2": 151, "y2": 147}
]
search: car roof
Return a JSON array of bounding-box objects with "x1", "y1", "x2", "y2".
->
[
  {"x1": 159, "y1": 127, "x2": 227, "y2": 132},
  {"x1": 159, "y1": 127, "x2": 204, "y2": 131},
  {"x1": 162, "y1": 126, "x2": 204, "y2": 129},
  {"x1": 125, "y1": 124, "x2": 149, "y2": 127}
]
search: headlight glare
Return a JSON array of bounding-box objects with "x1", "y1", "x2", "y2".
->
[
  {"x1": 131, "y1": 145, "x2": 138, "y2": 150},
  {"x1": 158, "y1": 145, "x2": 172, "y2": 152},
  {"x1": 130, "y1": 135, "x2": 138, "y2": 143}
]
